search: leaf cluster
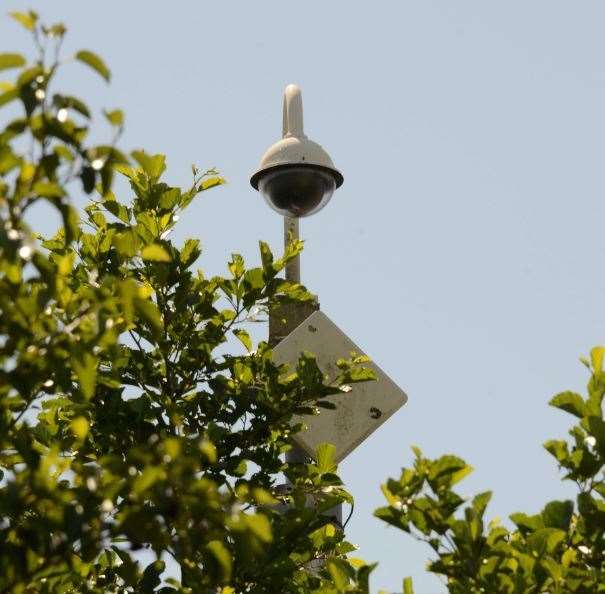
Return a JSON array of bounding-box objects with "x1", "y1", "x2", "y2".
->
[
  {"x1": 0, "y1": 13, "x2": 375, "y2": 594},
  {"x1": 375, "y1": 348, "x2": 605, "y2": 593}
]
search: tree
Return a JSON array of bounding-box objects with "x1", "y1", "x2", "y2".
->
[
  {"x1": 0, "y1": 12, "x2": 375, "y2": 594},
  {"x1": 376, "y1": 348, "x2": 605, "y2": 593}
]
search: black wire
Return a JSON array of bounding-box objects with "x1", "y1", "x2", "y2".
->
[{"x1": 343, "y1": 500, "x2": 354, "y2": 529}]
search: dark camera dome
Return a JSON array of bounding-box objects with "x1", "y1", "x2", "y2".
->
[{"x1": 258, "y1": 165, "x2": 337, "y2": 218}]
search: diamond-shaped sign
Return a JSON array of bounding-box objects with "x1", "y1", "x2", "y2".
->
[{"x1": 272, "y1": 310, "x2": 407, "y2": 463}]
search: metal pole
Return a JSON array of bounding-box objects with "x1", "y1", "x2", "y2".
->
[
  {"x1": 283, "y1": 216, "x2": 306, "y2": 466},
  {"x1": 284, "y1": 217, "x2": 300, "y2": 283},
  {"x1": 277, "y1": 216, "x2": 342, "y2": 526}
]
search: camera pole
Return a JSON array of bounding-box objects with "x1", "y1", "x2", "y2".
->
[
  {"x1": 284, "y1": 217, "x2": 300, "y2": 284},
  {"x1": 271, "y1": 217, "x2": 343, "y2": 527},
  {"x1": 270, "y1": 216, "x2": 314, "y2": 465},
  {"x1": 281, "y1": 215, "x2": 310, "y2": 464}
]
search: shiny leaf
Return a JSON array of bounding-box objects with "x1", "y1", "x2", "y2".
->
[{"x1": 75, "y1": 50, "x2": 110, "y2": 82}]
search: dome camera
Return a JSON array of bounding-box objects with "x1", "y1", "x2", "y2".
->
[
  {"x1": 250, "y1": 84, "x2": 343, "y2": 218},
  {"x1": 256, "y1": 164, "x2": 339, "y2": 217}
]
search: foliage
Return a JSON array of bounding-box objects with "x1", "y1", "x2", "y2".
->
[
  {"x1": 376, "y1": 347, "x2": 605, "y2": 593},
  {"x1": 0, "y1": 12, "x2": 375, "y2": 594}
]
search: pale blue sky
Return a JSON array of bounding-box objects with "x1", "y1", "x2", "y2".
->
[{"x1": 4, "y1": 2, "x2": 605, "y2": 592}]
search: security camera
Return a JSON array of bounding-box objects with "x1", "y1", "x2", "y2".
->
[
  {"x1": 250, "y1": 84, "x2": 343, "y2": 218},
  {"x1": 255, "y1": 164, "x2": 338, "y2": 217}
]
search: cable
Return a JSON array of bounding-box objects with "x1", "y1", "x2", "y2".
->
[{"x1": 343, "y1": 500, "x2": 354, "y2": 529}]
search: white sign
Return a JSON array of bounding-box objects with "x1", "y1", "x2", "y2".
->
[{"x1": 272, "y1": 310, "x2": 407, "y2": 463}]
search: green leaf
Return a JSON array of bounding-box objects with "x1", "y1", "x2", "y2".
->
[
  {"x1": 132, "y1": 466, "x2": 165, "y2": 495},
  {"x1": 111, "y1": 547, "x2": 139, "y2": 583},
  {"x1": 104, "y1": 199, "x2": 130, "y2": 223},
  {"x1": 587, "y1": 416, "x2": 605, "y2": 454},
  {"x1": 0, "y1": 53, "x2": 26, "y2": 72},
  {"x1": 33, "y1": 182, "x2": 66, "y2": 198},
  {"x1": 43, "y1": 23, "x2": 67, "y2": 38},
  {"x1": 75, "y1": 50, "x2": 110, "y2": 82},
  {"x1": 70, "y1": 417, "x2": 89, "y2": 440},
  {"x1": 549, "y1": 391, "x2": 586, "y2": 419},
  {"x1": 510, "y1": 512, "x2": 543, "y2": 533},
  {"x1": 472, "y1": 491, "x2": 492, "y2": 518},
  {"x1": 141, "y1": 244, "x2": 171, "y2": 262},
  {"x1": 17, "y1": 65, "x2": 43, "y2": 87},
  {"x1": 104, "y1": 108, "x2": 124, "y2": 127},
  {"x1": 245, "y1": 513, "x2": 272, "y2": 543},
  {"x1": 316, "y1": 443, "x2": 337, "y2": 474},
  {"x1": 0, "y1": 147, "x2": 20, "y2": 175},
  {"x1": 233, "y1": 329, "x2": 252, "y2": 352},
  {"x1": 135, "y1": 298, "x2": 163, "y2": 339},
  {"x1": 80, "y1": 166, "x2": 96, "y2": 193},
  {"x1": 343, "y1": 366, "x2": 376, "y2": 383},
  {"x1": 541, "y1": 500, "x2": 574, "y2": 530},
  {"x1": 140, "y1": 560, "x2": 165, "y2": 594},
  {"x1": 159, "y1": 188, "x2": 180, "y2": 210},
  {"x1": 0, "y1": 88, "x2": 19, "y2": 109},
  {"x1": 230, "y1": 459, "x2": 247, "y2": 477},
  {"x1": 59, "y1": 204, "x2": 80, "y2": 245},
  {"x1": 199, "y1": 440, "x2": 217, "y2": 464},
  {"x1": 199, "y1": 175, "x2": 225, "y2": 190},
  {"x1": 326, "y1": 558, "x2": 353, "y2": 590},
  {"x1": 131, "y1": 150, "x2": 166, "y2": 180},
  {"x1": 356, "y1": 562, "x2": 377, "y2": 592},
  {"x1": 54, "y1": 94, "x2": 91, "y2": 118},
  {"x1": 591, "y1": 346, "x2": 605, "y2": 372},
  {"x1": 72, "y1": 351, "x2": 98, "y2": 399},
  {"x1": 54, "y1": 145, "x2": 74, "y2": 162},
  {"x1": 113, "y1": 230, "x2": 138, "y2": 257},
  {"x1": 9, "y1": 11, "x2": 38, "y2": 31},
  {"x1": 206, "y1": 540, "x2": 232, "y2": 582},
  {"x1": 180, "y1": 239, "x2": 200, "y2": 267},
  {"x1": 228, "y1": 253, "x2": 244, "y2": 278},
  {"x1": 403, "y1": 577, "x2": 414, "y2": 594},
  {"x1": 526, "y1": 527, "x2": 566, "y2": 555},
  {"x1": 243, "y1": 268, "x2": 264, "y2": 291},
  {"x1": 544, "y1": 439, "x2": 569, "y2": 464},
  {"x1": 382, "y1": 514, "x2": 415, "y2": 543},
  {"x1": 259, "y1": 241, "x2": 274, "y2": 274},
  {"x1": 428, "y1": 455, "x2": 472, "y2": 488},
  {"x1": 233, "y1": 360, "x2": 253, "y2": 385}
]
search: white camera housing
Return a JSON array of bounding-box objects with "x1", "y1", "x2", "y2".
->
[{"x1": 250, "y1": 84, "x2": 343, "y2": 218}]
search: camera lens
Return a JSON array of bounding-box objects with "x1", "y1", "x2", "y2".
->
[{"x1": 258, "y1": 166, "x2": 336, "y2": 217}]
